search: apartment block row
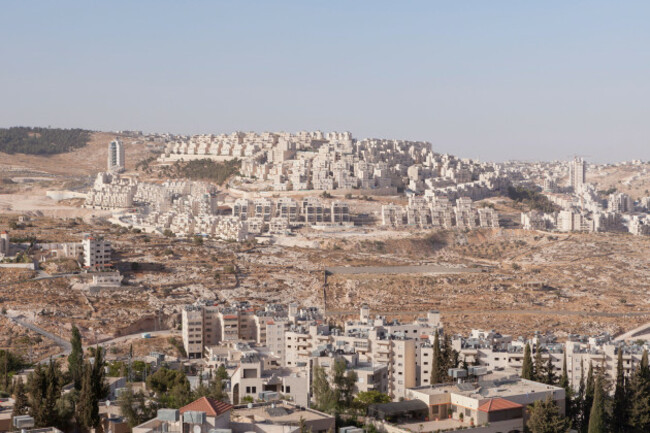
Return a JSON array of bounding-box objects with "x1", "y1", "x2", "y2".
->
[{"x1": 382, "y1": 196, "x2": 499, "y2": 229}]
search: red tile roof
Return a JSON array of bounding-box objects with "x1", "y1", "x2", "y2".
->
[
  {"x1": 478, "y1": 398, "x2": 523, "y2": 413},
  {"x1": 180, "y1": 397, "x2": 233, "y2": 417}
]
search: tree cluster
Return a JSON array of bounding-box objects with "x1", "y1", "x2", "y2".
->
[
  {"x1": 522, "y1": 346, "x2": 650, "y2": 433},
  {"x1": 160, "y1": 158, "x2": 240, "y2": 185},
  {"x1": 507, "y1": 185, "x2": 559, "y2": 213},
  {"x1": 430, "y1": 332, "x2": 460, "y2": 384},
  {"x1": 311, "y1": 359, "x2": 359, "y2": 414},
  {"x1": 0, "y1": 127, "x2": 90, "y2": 155}
]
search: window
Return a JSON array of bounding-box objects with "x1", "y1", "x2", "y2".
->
[
  {"x1": 285, "y1": 386, "x2": 291, "y2": 393},
  {"x1": 246, "y1": 387, "x2": 251, "y2": 393},
  {"x1": 252, "y1": 386, "x2": 256, "y2": 393}
]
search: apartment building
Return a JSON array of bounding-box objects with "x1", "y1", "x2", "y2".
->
[
  {"x1": 82, "y1": 235, "x2": 111, "y2": 269},
  {"x1": 108, "y1": 138, "x2": 125, "y2": 173}
]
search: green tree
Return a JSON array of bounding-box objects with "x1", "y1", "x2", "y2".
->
[
  {"x1": 353, "y1": 391, "x2": 391, "y2": 412},
  {"x1": 587, "y1": 375, "x2": 607, "y2": 433},
  {"x1": 575, "y1": 359, "x2": 585, "y2": 432},
  {"x1": 11, "y1": 377, "x2": 29, "y2": 417},
  {"x1": 119, "y1": 384, "x2": 156, "y2": 427},
  {"x1": 559, "y1": 353, "x2": 574, "y2": 427},
  {"x1": 430, "y1": 332, "x2": 442, "y2": 384},
  {"x1": 526, "y1": 395, "x2": 570, "y2": 433},
  {"x1": 68, "y1": 325, "x2": 84, "y2": 390},
  {"x1": 545, "y1": 355, "x2": 557, "y2": 385},
  {"x1": 612, "y1": 350, "x2": 628, "y2": 433},
  {"x1": 76, "y1": 367, "x2": 100, "y2": 431},
  {"x1": 215, "y1": 364, "x2": 229, "y2": 381},
  {"x1": 522, "y1": 343, "x2": 534, "y2": 380},
  {"x1": 534, "y1": 347, "x2": 545, "y2": 382},
  {"x1": 311, "y1": 365, "x2": 336, "y2": 413},
  {"x1": 332, "y1": 358, "x2": 357, "y2": 408},
  {"x1": 146, "y1": 367, "x2": 191, "y2": 408},
  {"x1": 582, "y1": 362, "x2": 595, "y2": 433},
  {"x1": 628, "y1": 350, "x2": 650, "y2": 432}
]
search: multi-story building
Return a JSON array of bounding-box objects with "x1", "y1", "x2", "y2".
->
[
  {"x1": 107, "y1": 138, "x2": 125, "y2": 173},
  {"x1": 569, "y1": 157, "x2": 586, "y2": 192},
  {"x1": 82, "y1": 235, "x2": 111, "y2": 270}
]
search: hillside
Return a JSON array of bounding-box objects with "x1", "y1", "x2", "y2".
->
[{"x1": 0, "y1": 127, "x2": 90, "y2": 155}]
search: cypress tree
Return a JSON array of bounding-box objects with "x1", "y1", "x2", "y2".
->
[
  {"x1": 612, "y1": 349, "x2": 628, "y2": 432},
  {"x1": 76, "y1": 366, "x2": 98, "y2": 430},
  {"x1": 582, "y1": 362, "x2": 594, "y2": 433},
  {"x1": 522, "y1": 343, "x2": 533, "y2": 380},
  {"x1": 629, "y1": 350, "x2": 650, "y2": 432},
  {"x1": 587, "y1": 375, "x2": 606, "y2": 433},
  {"x1": 534, "y1": 346, "x2": 544, "y2": 381},
  {"x1": 68, "y1": 325, "x2": 83, "y2": 390},
  {"x1": 575, "y1": 359, "x2": 585, "y2": 432},
  {"x1": 545, "y1": 355, "x2": 557, "y2": 385},
  {"x1": 12, "y1": 378, "x2": 29, "y2": 417},
  {"x1": 430, "y1": 332, "x2": 442, "y2": 384},
  {"x1": 526, "y1": 395, "x2": 570, "y2": 433},
  {"x1": 559, "y1": 352, "x2": 574, "y2": 427}
]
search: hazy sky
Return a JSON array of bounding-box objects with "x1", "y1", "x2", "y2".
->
[{"x1": 2, "y1": 1, "x2": 649, "y2": 162}]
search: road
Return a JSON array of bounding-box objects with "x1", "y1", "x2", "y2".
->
[
  {"x1": 325, "y1": 264, "x2": 486, "y2": 275},
  {"x1": 615, "y1": 321, "x2": 650, "y2": 341},
  {"x1": 5, "y1": 313, "x2": 179, "y2": 361},
  {"x1": 6, "y1": 315, "x2": 72, "y2": 356},
  {"x1": 325, "y1": 308, "x2": 650, "y2": 318}
]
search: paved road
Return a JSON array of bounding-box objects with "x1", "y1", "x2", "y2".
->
[
  {"x1": 325, "y1": 308, "x2": 650, "y2": 318},
  {"x1": 0, "y1": 272, "x2": 79, "y2": 288},
  {"x1": 325, "y1": 264, "x2": 486, "y2": 275},
  {"x1": 615, "y1": 322, "x2": 650, "y2": 341},
  {"x1": 6, "y1": 315, "x2": 72, "y2": 356}
]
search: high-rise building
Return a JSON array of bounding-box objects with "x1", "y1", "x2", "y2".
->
[
  {"x1": 569, "y1": 157, "x2": 586, "y2": 191},
  {"x1": 107, "y1": 138, "x2": 125, "y2": 172}
]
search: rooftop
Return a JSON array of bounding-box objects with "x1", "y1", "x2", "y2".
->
[{"x1": 232, "y1": 401, "x2": 332, "y2": 424}]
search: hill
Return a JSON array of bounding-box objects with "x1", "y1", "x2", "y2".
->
[{"x1": 0, "y1": 127, "x2": 91, "y2": 155}]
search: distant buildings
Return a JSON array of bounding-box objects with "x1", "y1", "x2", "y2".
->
[{"x1": 0, "y1": 231, "x2": 9, "y2": 258}]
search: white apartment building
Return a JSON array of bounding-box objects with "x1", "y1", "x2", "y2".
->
[
  {"x1": 107, "y1": 138, "x2": 125, "y2": 173},
  {"x1": 82, "y1": 235, "x2": 111, "y2": 269}
]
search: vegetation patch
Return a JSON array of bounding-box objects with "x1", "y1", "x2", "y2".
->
[
  {"x1": 0, "y1": 127, "x2": 91, "y2": 155},
  {"x1": 507, "y1": 185, "x2": 559, "y2": 213},
  {"x1": 161, "y1": 158, "x2": 240, "y2": 184}
]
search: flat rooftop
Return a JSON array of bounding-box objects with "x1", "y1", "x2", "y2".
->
[
  {"x1": 232, "y1": 402, "x2": 332, "y2": 424},
  {"x1": 412, "y1": 377, "x2": 562, "y2": 399}
]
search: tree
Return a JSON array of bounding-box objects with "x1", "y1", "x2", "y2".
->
[
  {"x1": 582, "y1": 362, "x2": 595, "y2": 433},
  {"x1": 629, "y1": 350, "x2": 650, "y2": 432},
  {"x1": 68, "y1": 325, "x2": 84, "y2": 390},
  {"x1": 545, "y1": 355, "x2": 557, "y2": 385},
  {"x1": 216, "y1": 364, "x2": 229, "y2": 381},
  {"x1": 332, "y1": 359, "x2": 357, "y2": 408},
  {"x1": 522, "y1": 343, "x2": 534, "y2": 380},
  {"x1": 119, "y1": 384, "x2": 155, "y2": 427},
  {"x1": 575, "y1": 359, "x2": 585, "y2": 432},
  {"x1": 146, "y1": 367, "x2": 191, "y2": 408},
  {"x1": 527, "y1": 395, "x2": 570, "y2": 433},
  {"x1": 311, "y1": 365, "x2": 336, "y2": 413},
  {"x1": 587, "y1": 375, "x2": 607, "y2": 433},
  {"x1": 559, "y1": 353, "x2": 574, "y2": 427},
  {"x1": 431, "y1": 333, "x2": 442, "y2": 384},
  {"x1": 76, "y1": 367, "x2": 100, "y2": 431},
  {"x1": 612, "y1": 350, "x2": 628, "y2": 433},
  {"x1": 12, "y1": 378, "x2": 29, "y2": 418},
  {"x1": 534, "y1": 347, "x2": 545, "y2": 382},
  {"x1": 353, "y1": 391, "x2": 391, "y2": 412}
]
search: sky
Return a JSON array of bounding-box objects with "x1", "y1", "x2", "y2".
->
[{"x1": 1, "y1": 1, "x2": 649, "y2": 162}]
